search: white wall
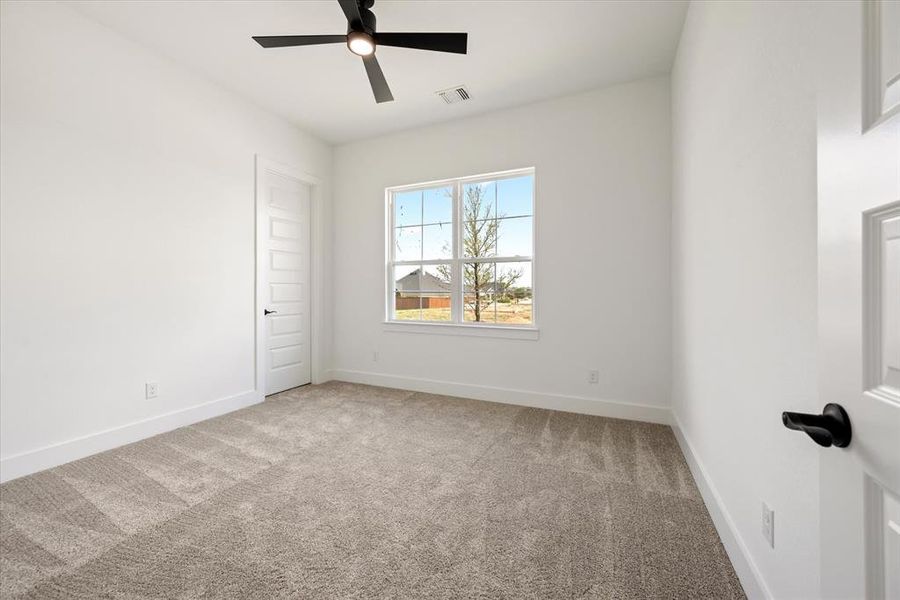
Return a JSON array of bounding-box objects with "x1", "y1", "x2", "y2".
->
[
  {"x1": 671, "y1": 2, "x2": 819, "y2": 598},
  {"x1": 0, "y1": 1, "x2": 332, "y2": 481},
  {"x1": 331, "y1": 77, "x2": 672, "y2": 422}
]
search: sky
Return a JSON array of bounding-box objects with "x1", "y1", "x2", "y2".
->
[{"x1": 393, "y1": 174, "x2": 534, "y2": 288}]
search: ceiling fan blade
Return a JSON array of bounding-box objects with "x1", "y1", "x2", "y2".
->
[
  {"x1": 253, "y1": 34, "x2": 346, "y2": 48},
  {"x1": 362, "y1": 54, "x2": 393, "y2": 103},
  {"x1": 337, "y1": 0, "x2": 363, "y2": 27},
  {"x1": 375, "y1": 32, "x2": 467, "y2": 54}
]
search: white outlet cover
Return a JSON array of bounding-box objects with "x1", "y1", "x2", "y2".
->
[
  {"x1": 145, "y1": 382, "x2": 159, "y2": 399},
  {"x1": 588, "y1": 370, "x2": 600, "y2": 384}
]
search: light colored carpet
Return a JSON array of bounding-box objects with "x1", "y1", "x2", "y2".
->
[{"x1": 1, "y1": 382, "x2": 744, "y2": 599}]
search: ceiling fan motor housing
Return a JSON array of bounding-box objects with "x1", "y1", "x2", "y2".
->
[{"x1": 350, "y1": 1, "x2": 377, "y2": 35}]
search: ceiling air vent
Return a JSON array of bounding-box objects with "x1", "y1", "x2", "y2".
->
[{"x1": 436, "y1": 85, "x2": 471, "y2": 104}]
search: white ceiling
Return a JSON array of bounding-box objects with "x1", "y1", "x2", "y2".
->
[{"x1": 69, "y1": 0, "x2": 688, "y2": 144}]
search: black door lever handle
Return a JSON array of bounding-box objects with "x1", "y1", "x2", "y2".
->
[
  {"x1": 264, "y1": 309, "x2": 277, "y2": 316},
  {"x1": 782, "y1": 403, "x2": 851, "y2": 448}
]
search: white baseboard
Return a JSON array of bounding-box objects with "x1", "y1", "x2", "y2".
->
[
  {"x1": 328, "y1": 369, "x2": 671, "y2": 425},
  {"x1": 0, "y1": 390, "x2": 263, "y2": 484},
  {"x1": 671, "y1": 416, "x2": 771, "y2": 600}
]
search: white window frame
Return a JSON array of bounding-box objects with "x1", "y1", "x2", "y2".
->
[{"x1": 384, "y1": 167, "x2": 538, "y2": 340}]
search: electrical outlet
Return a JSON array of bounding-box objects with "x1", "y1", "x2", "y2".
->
[
  {"x1": 588, "y1": 370, "x2": 600, "y2": 384},
  {"x1": 145, "y1": 381, "x2": 159, "y2": 400},
  {"x1": 373, "y1": 350, "x2": 379, "y2": 362},
  {"x1": 761, "y1": 502, "x2": 775, "y2": 548}
]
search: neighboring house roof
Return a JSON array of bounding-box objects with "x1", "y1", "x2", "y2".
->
[{"x1": 395, "y1": 268, "x2": 450, "y2": 292}]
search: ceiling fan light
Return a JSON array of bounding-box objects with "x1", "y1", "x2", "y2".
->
[{"x1": 347, "y1": 31, "x2": 375, "y2": 56}]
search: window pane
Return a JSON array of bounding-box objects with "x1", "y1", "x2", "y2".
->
[
  {"x1": 461, "y1": 181, "x2": 497, "y2": 221},
  {"x1": 496, "y1": 216, "x2": 532, "y2": 257},
  {"x1": 462, "y1": 180, "x2": 498, "y2": 259},
  {"x1": 463, "y1": 262, "x2": 497, "y2": 323},
  {"x1": 393, "y1": 265, "x2": 421, "y2": 320},
  {"x1": 462, "y1": 218, "x2": 497, "y2": 258},
  {"x1": 496, "y1": 262, "x2": 532, "y2": 324},
  {"x1": 393, "y1": 264, "x2": 420, "y2": 293},
  {"x1": 497, "y1": 175, "x2": 533, "y2": 218},
  {"x1": 422, "y1": 186, "x2": 452, "y2": 224},
  {"x1": 462, "y1": 261, "x2": 533, "y2": 324},
  {"x1": 394, "y1": 190, "x2": 421, "y2": 227},
  {"x1": 420, "y1": 293, "x2": 451, "y2": 321},
  {"x1": 422, "y1": 223, "x2": 452, "y2": 260},
  {"x1": 394, "y1": 292, "x2": 422, "y2": 320},
  {"x1": 394, "y1": 226, "x2": 421, "y2": 262},
  {"x1": 422, "y1": 264, "x2": 452, "y2": 292}
]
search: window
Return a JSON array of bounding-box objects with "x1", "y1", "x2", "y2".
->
[{"x1": 387, "y1": 168, "x2": 535, "y2": 328}]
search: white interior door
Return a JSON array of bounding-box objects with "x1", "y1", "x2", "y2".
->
[
  {"x1": 259, "y1": 168, "x2": 311, "y2": 395},
  {"x1": 818, "y1": 1, "x2": 900, "y2": 598}
]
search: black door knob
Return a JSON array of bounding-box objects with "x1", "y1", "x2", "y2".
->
[
  {"x1": 264, "y1": 309, "x2": 277, "y2": 316},
  {"x1": 782, "y1": 403, "x2": 851, "y2": 448}
]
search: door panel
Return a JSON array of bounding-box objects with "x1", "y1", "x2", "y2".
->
[
  {"x1": 261, "y1": 171, "x2": 311, "y2": 395},
  {"x1": 865, "y1": 204, "x2": 900, "y2": 399},
  {"x1": 864, "y1": 0, "x2": 900, "y2": 127},
  {"x1": 867, "y1": 478, "x2": 900, "y2": 600}
]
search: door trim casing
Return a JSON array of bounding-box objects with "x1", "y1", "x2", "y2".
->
[{"x1": 254, "y1": 155, "x2": 324, "y2": 396}]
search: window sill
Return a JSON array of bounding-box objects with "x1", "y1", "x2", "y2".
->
[{"x1": 382, "y1": 321, "x2": 540, "y2": 340}]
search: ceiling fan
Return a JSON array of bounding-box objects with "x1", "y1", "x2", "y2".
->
[{"x1": 252, "y1": 0, "x2": 468, "y2": 104}]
